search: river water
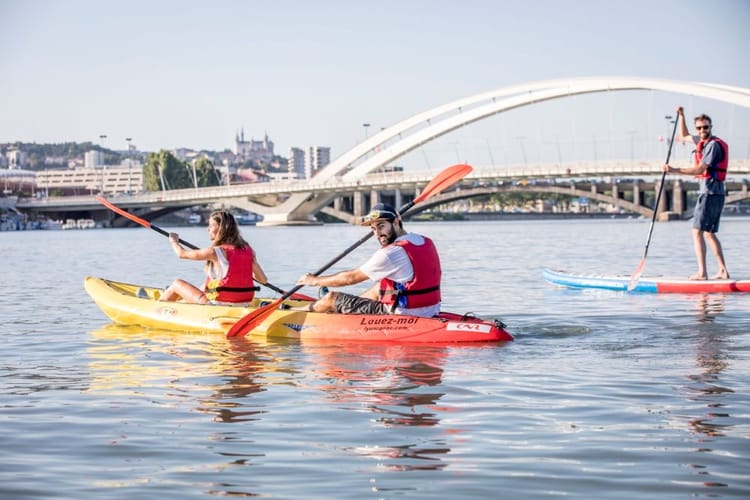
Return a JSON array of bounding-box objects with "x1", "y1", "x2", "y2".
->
[{"x1": 1, "y1": 217, "x2": 749, "y2": 499}]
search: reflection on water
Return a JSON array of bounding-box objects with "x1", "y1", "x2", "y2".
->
[
  {"x1": 87, "y1": 327, "x2": 459, "y2": 473},
  {"x1": 87, "y1": 325, "x2": 289, "y2": 423},
  {"x1": 87, "y1": 327, "x2": 450, "y2": 428},
  {"x1": 693, "y1": 293, "x2": 727, "y2": 324},
  {"x1": 349, "y1": 442, "x2": 451, "y2": 472},
  {"x1": 303, "y1": 343, "x2": 447, "y2": 426},
  {"x1": 678, "y1": 295, "x2": 734, "y2": 490},
  {"x1": 302, "y1": 342, "x2": 454, "y2": 471}
]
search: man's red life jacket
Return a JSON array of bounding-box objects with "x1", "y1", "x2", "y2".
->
[
  {"x1": 695, "y1": 136, "x2": 728, "y2": 182},
  {"x1": 379, "y1": 237, "x2": 441, "y2": 310},
  {"x1": 204, "y1": 245, "x2": 259, "y2": 302}
]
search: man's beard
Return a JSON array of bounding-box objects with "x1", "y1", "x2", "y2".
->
[{"x1": 378, "y1": 228, "x2": 397, "y2": 246}]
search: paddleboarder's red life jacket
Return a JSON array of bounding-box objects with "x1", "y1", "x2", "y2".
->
[
  {"x1": 204, "y1": 245, "x2": 259, "y2": 302},
  {"x1": 379, "y1": 237, "x2": 441, "y2": 310},
  {"x1": 695, "y1": 136, "x2": 728, "y2": 182}
]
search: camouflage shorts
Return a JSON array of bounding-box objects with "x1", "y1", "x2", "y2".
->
[{"x1": 334, "y1": 292, "x2": 391, "y2": 315}]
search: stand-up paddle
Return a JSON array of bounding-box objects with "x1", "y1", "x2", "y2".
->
[
  {"x1": 95, "y1": 196, "x2": 314, "y2": 300},
  {"x1": 626, "y1": 115, "x2": 680, "y2": 291},
  {"x1": 226, "y1": 163, "x2": 474, "y2": 338}
]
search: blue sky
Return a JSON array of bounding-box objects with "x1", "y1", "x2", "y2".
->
[{"x1": 1, "y1": 0, "x2": 749, "y2": 168}]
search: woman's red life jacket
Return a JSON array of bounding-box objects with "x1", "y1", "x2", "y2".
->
[
  {"x1": 204, "y1": 245, "x2": 259, "y2": 302},
  {"x1": 695, "y1": 136, "x2": 728, "y2": 181},
  {"x1": 379, "y1": 237, "x2": 441, "y2": 310}
]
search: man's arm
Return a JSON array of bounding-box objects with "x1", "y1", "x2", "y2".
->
[
  {"x1": 675, "y1": 106, "x2": 696, "y2": 145},
  {"x1": 297, "y1": 268, "x2": 370, "y2": 288}
]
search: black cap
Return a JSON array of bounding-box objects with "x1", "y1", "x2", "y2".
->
[{"x1": 360, "y1": 203, "x2": 398, "y2": 225}]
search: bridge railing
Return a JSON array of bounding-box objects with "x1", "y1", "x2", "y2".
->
[{"x1": 16, "y1": 158, "x2": 750, "y2": 210}]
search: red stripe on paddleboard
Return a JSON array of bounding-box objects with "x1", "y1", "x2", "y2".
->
[{"x1": 656, "y1": 280, "x2": 750, "y2": 293}]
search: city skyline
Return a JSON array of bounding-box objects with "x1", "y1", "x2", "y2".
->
[{"x1": 2, "y1": 0, "x2": 749, "y2": 169}]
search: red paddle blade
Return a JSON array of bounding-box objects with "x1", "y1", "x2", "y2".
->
[
  {"x1": 414, "y1": 164, "x2": 473, "y2": 204},
  {"x1": 627, "y1": 258, "x2": 646, "y2": 291},
  {"x1": 289, "y1": 292, "x2": 316, "y2": 301},
  {"x1": 227, "y1": 297, "x2": 284, "y2": 338},
  {"x1": 96, "y1": 195, "x2": 152, "y2": 228}
]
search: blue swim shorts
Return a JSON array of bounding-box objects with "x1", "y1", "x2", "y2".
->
[{"x1": 692, "y1": 193, "x2": 725, "y2": 233}]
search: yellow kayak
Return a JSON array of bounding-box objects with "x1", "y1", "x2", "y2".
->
[
  {"x1": 84, "y1": 276, "x2": 310, "y2": 333},
  {"x1": 85, "y1": 276, "x2": 513, "y2": 342}
]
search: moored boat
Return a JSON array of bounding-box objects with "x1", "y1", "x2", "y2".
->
[
  {"x1": 85, "y1": 276, "x2": 513, "y2": 343},
  {"x1": 543, "y1": 268, "x2": 750, "y2": 293}
]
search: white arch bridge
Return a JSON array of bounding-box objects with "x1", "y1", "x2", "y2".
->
[
  {"x1": 233, "y1": 76, "x2": 750, "y2": 224},
  {"x1": 15, "y1": 77, "x2": 750, "y2": 224}
]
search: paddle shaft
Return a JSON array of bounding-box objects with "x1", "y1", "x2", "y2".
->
[
  {"x1": 627, "y1": 115, "x2": 679, "y2": 290},
  {"x1": 271, "y1": 197, "x2": 421, "y2": 302},
  {"x1": 641, "y1": 117, "x2": 679, "y2": 260}
]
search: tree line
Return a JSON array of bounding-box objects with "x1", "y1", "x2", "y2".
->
[{"x1": 143, "y1": 151, "x2": 222, "y2": 190}]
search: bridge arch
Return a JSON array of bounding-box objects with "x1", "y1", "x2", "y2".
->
[{"x1": 252, "y1": 77, "x2": 750, "y2": 223}]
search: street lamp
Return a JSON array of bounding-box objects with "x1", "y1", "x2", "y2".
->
[
  {"x1": 126, "y1": 137, "x2": 132, "y2": 194},
  {"x1": 664, "y1": 115, "x2": 674, "y2": 149},
  {"x1": 362, "y1": 123, "x2": 371, "y2": 140},
  {"x1": 99, "y1": 134, "x2": 107, "y2": 193}
]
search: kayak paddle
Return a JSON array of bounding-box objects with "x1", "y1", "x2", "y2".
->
[
  {"x1": 95, "y1": 196, "x2": 315, "y2": 301},
  {"x1": 626, "y1": 115, "x2": 680, "y2": 291},
  {"x1": 226, "y1": 163, "x2": 474, "y2": 338}
]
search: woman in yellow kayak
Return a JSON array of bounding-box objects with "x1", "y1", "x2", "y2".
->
[{"x1": 159, "y1": 210, "x2": 268, "y2": 304}]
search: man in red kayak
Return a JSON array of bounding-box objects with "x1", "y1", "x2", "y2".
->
[
  {"x1": 296, "y1": 203, "x2": 442, "y2": 316},
  {"x1": 663, "y1": 107, "x2": 730, "y2": 280}
]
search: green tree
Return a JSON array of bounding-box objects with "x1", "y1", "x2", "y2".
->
[
  {"x1": 143, "y1": 150, "x2": 192, "y2": 191},
  {"x1": 193, "y1": 157, "x2": 222, "y2": 187}
]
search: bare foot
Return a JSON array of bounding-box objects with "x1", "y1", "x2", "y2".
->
[
  {"x1": 711, "y1": 272, "x2": 730, "y2": 280},
  {"x1": 689, "y1": 274, "x2": 707, "y2": 280}
]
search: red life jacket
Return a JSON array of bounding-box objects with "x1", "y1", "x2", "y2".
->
[
  {"x1": 695, "y1": 136, "x2": 728, "y2": 181},
  {"x1": 379, "y1": 237, "x2": 441, "y2": 310},
  {"x1": 204, "y1": 245, "x2": 259, "y2": 302}
]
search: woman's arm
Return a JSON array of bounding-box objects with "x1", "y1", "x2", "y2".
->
[
  {"x1": 252, "y1": 259, "x2": 268, "y2": 284},
  {"x1": 169, "y1": 233, "x2": 215, "y2": 261}
]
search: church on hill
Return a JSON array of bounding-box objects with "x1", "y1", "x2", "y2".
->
[{"x1": 234, "y1": 130, "x2": 274, "y2": 163}]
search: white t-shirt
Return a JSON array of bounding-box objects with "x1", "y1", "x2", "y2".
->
[
  {"x1": 359, "y1": 233, "x2": 441, "y2": 317},
  {"x1": 205, "y1": 247, "x2": 230, "y2": 280}
]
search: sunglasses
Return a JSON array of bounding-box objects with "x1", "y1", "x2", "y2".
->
[{"x1": 695, "y1": 125, "x2": 711, "y2": 131}]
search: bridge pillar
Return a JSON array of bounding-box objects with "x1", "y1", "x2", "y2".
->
[
  {"x1": 611, "y1": 183, "x2": 620, "y2": 211},
  {"x1": 353, "y1": 191, "x2": 368, "y2": 218},
  {"x1": 633, "y1": 180, "x2": 642, "y2": 208},
  {"x1": 370, "y1": 190, "x2": 380, "y2": 211},
  {"x1": 656, "y1": 178, "x2": 668, "y2": 213},
  {"x1": 671, "y1": 179, "x2": 684, "y2": 215}
]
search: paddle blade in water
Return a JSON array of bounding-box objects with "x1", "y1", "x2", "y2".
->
[
  {"x1": 226, "y1": 297, "x2": 284, "y2": 338},
  {"x1": 627, "y1": 258, "x2": 646, "y2": 291}
]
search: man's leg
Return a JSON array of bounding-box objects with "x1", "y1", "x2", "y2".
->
[
  {"x1": 307, "y1": 291, "x2": 337, "y2": 313},
  {"x1": 691, "y1": 228, "x2": 708, "y2": 280},
  {"x1": 705, "y1": 232, "x2": 729, "y2": 279}
]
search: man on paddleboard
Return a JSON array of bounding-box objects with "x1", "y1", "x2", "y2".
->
[
  {"x1": 663, "y1": 107, "x2": 730, "y2": 280},
  {"x1": 296, "y1": 203, "x2": 442, "y2": 316}
]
